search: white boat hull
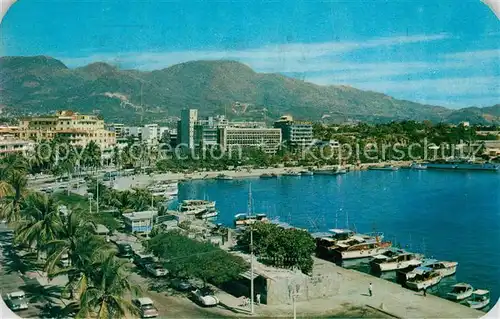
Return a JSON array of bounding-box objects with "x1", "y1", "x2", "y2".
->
[
  {"x1": 406, "y1": 275, "x2": 442, "y2": 290},
  {"x1": 436, "y1": 265, "x2": 457, "y2": 277},
  {"x1": 447, "y1": 290, "x2": 473, "y2": 301},
  {"x1": 372, "y1": 259, "x2": 422, "y2": 272},
  {"x1": 467, "y1": 299, "x2": 490, "y2": 309},
  {"x1": 340, "y1": 247, "x2": 390, "y2": 260}
]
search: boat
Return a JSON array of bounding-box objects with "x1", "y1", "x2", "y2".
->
[
  {"x1": 425, "y1": 159, "x2": 499, "y2": 171},
  {"x1": 195, "y1": 208, "x2": 219, "y2": 220},
  {"x1": 370, "y1": 248, "x2": 423, "y2": 272},
  {"x1": 465, "y1": 289, "x2": 490, "y2": 309},
  {"x1": 446, "y1": 283, "x2": 474, "y2": 301},
  {"x1": 314, "y1": 168, "x2": 347, "y2": 175},
  {"x1": 300, "y1": 170, "x2": 314, "y2": 176},
  {"x1": 282, "y1": 170, "x2": 301, "y2": 176},
  {"x1": 420, "y1": 259, "x2": 458, "y2": 277},
  {"x1": 260, "y1": 173, "x2": 278, "y2": 179},
  {"x1": 215, "y1": 174, "x2": 233, "y2": 180},
  {"x1": 368, "y1": 165, "x2": 399, "y2": 171},
  {"x1": 333, "y1": 238, "x2": 392, "y2": 260},
  {"x1": 405, "y1": 266, "x2": 442, "y2": 290},
  {"x1": 410, "y1": 163, "x2": 427, "y2": 170},
  {"x1": 148, "y1": 182, "x2": 178, "y2": 197},
  {"x1": 179, "y1": 200, "x2": 216, "y2": 214},
  {"x1": 234, "y1": 213, "x2": 269, "y2": 227}
]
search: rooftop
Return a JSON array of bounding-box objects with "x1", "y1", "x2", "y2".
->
[{"x1": 122, "y1": 210, "x2": 157, "y2": 221}]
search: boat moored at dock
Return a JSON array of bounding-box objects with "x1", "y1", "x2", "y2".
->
[
  {"x1": 314, "y1": 168, "x2": 347, "y2": 175},
  {"x1": 370, "y1": 248, "x2": 423, "y2": 272},
  {"x1": 333, "y1": 239, "x2": 392, "y2": 260},
  {"x1": 300, "y1": 170, "x2": 314, "y2": 176},
  {"x1": 234, "y1": 213, "x2": 269, "y2": 227},
  {"x1": 282, "y1": 170, "x2": 301, "y2": 176},
  {"x1": 194, "y1": 208, "x2": 219, "y2": 220},
  {"x1": 420, "y1": 259, "x2": 458, "y2": 277},
  {"x1": 368, "y1": 165, "x2": 399, "y2": 171},
  {"x1": 259, "y1": 173, "x2": 278, "y2": 179},
  {"x1": 446, "y1": 283, "x2": 474, "y2": 301},
  {"x1": 405, "y1": 266, "x2": 442, "y2": 290},
  {"x1": 215, "y1": 174, "x2": 233, "y2": 180},
  {"x1": 179, "y1": 200, "x2": 216, "y2": 214},
  {"x1": 425, "y1": 159, "x2": 499, "y2": 171},
  {"x1": 465, "y1": 289, "x2": 490, "y2": 309}
]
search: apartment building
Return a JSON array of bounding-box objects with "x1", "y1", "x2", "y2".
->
[
  {"x1": 178, "y1": 109, "x2": 198, "y2": 149},
  {"x1": 218, "y1": 127, "x2": 282, "y2": 154},
  {"x1": 274, "y1": 115, "x2": 313, "y2": 148},
  {"x1": 17, "y1": 110, "x2": 116, "y2": 149},
  {"x1": 0, "y1": 134, "x2": 34, "y2": 157}
]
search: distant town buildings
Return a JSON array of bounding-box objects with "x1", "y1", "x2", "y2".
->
[
  {"x1": 218, "y1": 126, "x2": 282, "y2": 154},
  {"x1": 178, "y1": 109, "x2": 198, "y2": 149},
  {"x1": 14, "y1": 111, "x2": 116, "y2": 149},
  {"x1": 273, "y1": 115, "x2": 313, "y2": 148}
]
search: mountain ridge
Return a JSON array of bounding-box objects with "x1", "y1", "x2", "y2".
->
[{"x1": 0, "y1": 55, "x2": 498, "y2": 125}]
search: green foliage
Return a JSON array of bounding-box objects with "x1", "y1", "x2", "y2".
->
[
  {"x1": 148, "y1": 232, "x2": 249, "y2": 285},
  {"x1": 238, "y1": 223, "x2": 315, "y2": 274}
]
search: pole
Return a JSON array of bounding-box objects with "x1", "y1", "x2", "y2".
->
[
  {"x1": 293, "y1": 293, "x2": 297, "y2": 319},
  {"x1": 250, "y1": 225, "x2": 254, "y2": 315},
  {"x1": 96, "y1": 178, "x2": 99, "y2": 215}
]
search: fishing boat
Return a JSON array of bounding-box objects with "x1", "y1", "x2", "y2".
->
[
  {"x1": 446, "y1": 283, "x2": 474, "y2": 301},
  {"x1": 370, "y1": 249, "x2": 423, "y2": 272},
  {"x1": 282, "y1": 170, "x2": 301, "y2": 176},
  {"x1": 300, "y1": 170, "x2": 314, "y2": 176},
  {"x1": 420, "y1": 259, "x2": 458, "y2": 277},
  {"x1": 195, "y1": 208, "x2": 219, "y2": 220},
  {"x1": 215, "y1": 174, "x2": 233, "y2": 180},
  {"x1": 368, "y1": 165, "x2": 399, "y2": 171},
  {"x1": 179, "y1": 200, "x2": 216, "y2": 214},
  {"x1": 234, "y1": 213, "x2": 269, "y2": 227},
  {"x1": 465, "y1": 290, "x2": 490, "y2": 309},
  {"x1": 405, "y1": 266, "x2": 442, "y2": 290},
  {"x1": 314, "y1": 168, "x2": 347, "y2": 175},
  {"x1": 410, "y1": 163, "x2": 427, "y2": 170},
  {"x1": 333, "y1": 238, "x2": 392, "y2": 260},
  {"x1": 260, "y1": 173, "x2": 278, "y2": 179}
]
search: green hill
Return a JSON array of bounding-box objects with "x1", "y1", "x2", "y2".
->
[{"x1": 0, "y1": 56, "x2": 498, "y2": 124}]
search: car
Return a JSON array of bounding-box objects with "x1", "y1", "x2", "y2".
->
[
  {"x1": 190, "y1": 288, "x2": 219, "y2": 307},
  {"x1": 170, "y1": 278, "x2": 193, "y2": 291},
  {"x1": 5, "y1": 291, "x2": 29, "y2": 311},
  {"x1": 117, "y1": 243, "x2": 133, "y2": 258},
  {"x1": 60, "y1": 253, "x2": 70, "y2": 267},
  {"x1": 133, "y1": 254, "x2": 156, "y2": 269},
  {"x1": 133, "y1": 297, "x2": 159, "y2": 318},
  {"x1": 145, "y1": 263, "x2": 168, "y2": 277}
]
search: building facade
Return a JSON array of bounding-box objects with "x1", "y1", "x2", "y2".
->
[
  {"x1": 142, "y1": 124, "x2": 159, "y2": 145},
  {"x1": 179, "y1": 109, "x2": 198, "y2": 149},
  {"x1": 274, "y1": 115, "x2": 313, "y2": 148},
  {"x1": 218, "y1": 127, "x2": 282, "y2": 154},
  {"x1": 122, "y1": 210, "x2": 158, "y2": 233},
  {"x1": 18, "y1": 111, "x2": 116, "y2": 149},
  {"x1": 0, "y1": 135, "x2": 34, "y2": 157}
]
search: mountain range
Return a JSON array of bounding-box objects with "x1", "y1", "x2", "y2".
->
[{"x1": 0, "y1": 55, "x2": 498, "y2": 125}]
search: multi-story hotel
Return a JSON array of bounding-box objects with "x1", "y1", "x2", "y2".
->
[
  {"x1": 0, "y1": 129, "x2": 35, "y2": 157},
  {"x1": 218, "y1": 127, "x2": 282, "y2": 154},
  {"x1": 17, "y1": 110, "x2": 116, "y2": 148},
  {"x1": 273, "y1": 115, "x2": 313, "y2": 148},
  {"x1": 178, "y1": 109, "x2": 198, "y2": 149}
]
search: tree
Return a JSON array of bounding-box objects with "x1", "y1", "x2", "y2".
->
[
  {"x1": 77, "y1": 255, "x2": 140, "y2": 319},
  {"x1": 15, "y1": 192, "x2": 63, "y2": 255},
  {"x1": 238, "y1": 223, "x2": 315, "y2": 274},
  {"x1": 83, "y1": 141, "x2": 102, "y2": 172},
  {"x1": 0, "y1": 170, "x2": 28, "y2": 223},
  {"x1": 148, "y1": 232, "x2": 249, "y2": 286}
]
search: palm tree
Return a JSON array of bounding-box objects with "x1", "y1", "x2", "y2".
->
[
  {"x1": 15, "y1": 193, "x2": 63, "y2": 255},
  {"x1": 0, "y1": 170, "x2": 28, "y2": 223},
  {"x1": 77, "y1": 255, "x2": 140, "y2": 319},
  {"x1": 0, "y1": 153, "x2": 27, "y2": 197},
  {"x1": 83, "y1": 141, "x2": 102, "y2": 172},
  {"x1": 44, "y1": 209, "x2": 97, "y2": 274}
]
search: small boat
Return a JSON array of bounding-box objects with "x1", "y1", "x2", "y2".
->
[
  {"x1": 333, "y1": 239, "x2": 392, "y2": 260},
  {"x1": 370, "y1": 249, "x2": 423, "y2": 272},
  {"x1": 466, "y1": 289, "x2": 490, "y2": 309},
  {"x1": 314, "y1": 168, "x2": 347, "y2": 175},
  {"x1": 260, "y1": 173, "x2": 278, "y2": 179},
  {"x1": 368, "y1": 165, "x2": 399, "y2": 171},
  {"x1": 300, "y1": 170, "x2": 314, "y2": 176},
  {"x1": 234, "y1": 213, "x2": 268, "y2": 227},
  {"x1": 195, "y1": 208, "x2": 219, "y2": 220},
  {"x1": 179, "y1": 200, "x2": 216, "y2": 214},
  {"x1": 405, "y1": 266, "x2": 442, "y2": 290},
  {"x1": 282, "y1": 171, "x2": 301, "y2": 176},
  {"x1": 446, "y1": 283, "x2": 474, "y2": 301},
  {"x1": 411, "y1": 163, "x2": 427, "y2": 170},
  {"x1": 215, "y1": 174, "x2": 233, "y2": 180},
  {"x1": 420, "y1": 259, "x2": 458, "y2": 277}
]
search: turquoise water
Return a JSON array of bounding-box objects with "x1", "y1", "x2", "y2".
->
[{"x1": 174, "y1": 170, "x2": 500, "y2": 307}]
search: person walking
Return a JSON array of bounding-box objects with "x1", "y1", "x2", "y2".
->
[
  {"x1": 256, "y1": 293, "x2": 261, "y2": 305},
  {"x1": 369, "y1": 283, "x2": 373, "y2": 297},
  {"x1": 423, "y1": 287, "x2": 427, "y2": 297}
]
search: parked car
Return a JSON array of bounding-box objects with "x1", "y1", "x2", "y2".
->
[
  {"x1": 133, "y1": 254, "x2": 156, "y2": 269},
  {"x1": 5, "y1": 291, "x2": 29, "y2": 311},
  {"x1": 145, "y1": 263, "x2": 168, "y2": 277},
  {"x1": 170, "y1": 278, "x2": 193, "y2": 291},
  {"x1": 191, "y1": 288, "x2": 219, "y2": 307},
  {"x1": 133, "y1": 297, "x2": 159, "y2": 318},
  {"x1": 60, "y1": 253, "x2": 70, "y2": 267},
  {"x1": 117, "y1": 243, "x2": 133, "y2": 258}
]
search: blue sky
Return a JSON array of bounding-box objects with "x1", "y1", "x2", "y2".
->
[{"x1": 1, "y1": 0, "x2": 499, "y2": 108}]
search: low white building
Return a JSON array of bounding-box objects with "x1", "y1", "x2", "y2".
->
[{"x1": 122, "y1": 210, "x2": 157, "y2": 233}]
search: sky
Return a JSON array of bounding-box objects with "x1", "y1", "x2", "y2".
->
[{"x1": 0, "y1": 0, "x2": 499, "y2": 108}]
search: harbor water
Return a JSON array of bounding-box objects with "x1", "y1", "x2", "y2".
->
[{"x1": 172, "y1": 170, "x2": 500, "y2": 307}]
